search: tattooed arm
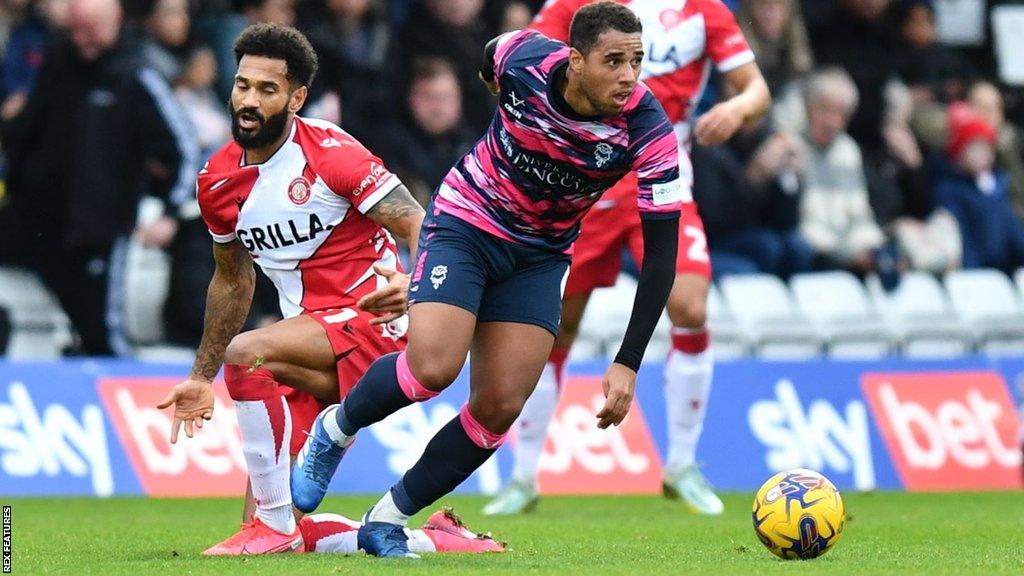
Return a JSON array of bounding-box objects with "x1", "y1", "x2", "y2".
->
[
  {"x1": 366, "y1": 183, "x2": 425, "y2": 260},
  {"x1": 190, "y1": 240, "x2": 256, "y2": 380},
  {"x1": 157, "y1": 240, "x2": 255, "y2": 442},
  {"x1": 359, "y1": 184, "x2": 426, "y2": 324}
]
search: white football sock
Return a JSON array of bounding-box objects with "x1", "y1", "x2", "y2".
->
[
  {"x1": 322, "y1": 404, "x2": 355, "y2": 447},
  {"x1": 511, "y1": 361, "x2": 560, "y2": 486},
  {"x1": 663, "y1": 346, "x2": 713, "y2": 476},
  {"x1": 235, "y1": 396, "x2": 296, "y2": 534},
  {"x1": 365, "y1": 490, "x2": 411, "y2": 526}
]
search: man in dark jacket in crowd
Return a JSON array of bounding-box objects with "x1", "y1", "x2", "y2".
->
[{"x1": 0, "y1": 0, "x2": 198, "y2": 356}]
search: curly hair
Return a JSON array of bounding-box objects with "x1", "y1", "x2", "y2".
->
[
  {"x1": 233, "y1": 23, "x2": 319, "y2": 89},
  {"x1": 568, "y1": 1, "x2": 643, "y2": 55}
]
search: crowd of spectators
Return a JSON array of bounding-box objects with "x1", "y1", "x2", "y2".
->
[{"x1": 0, "y1": 0, "x2": 1023, "y2": 356}]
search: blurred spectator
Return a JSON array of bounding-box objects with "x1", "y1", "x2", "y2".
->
[
  {"x1": 913, "y1": 80, "x2": 1024, "y2": 219},
  {"x1": 370, "y1": 57, "x2": 474, "y2": 206},
  {"x1": 141, "y1": 0, "x2": 190, "y2": 82},
  {"x1": 202, "y1": 0, "x2": 294, "y2": 100},
  {"x1": 238, "y1": 0, "x2": 294, "y2": 26},
  {"x1": 864, "y1": 80, "x2": 930, "y2": 227},
  {"x1": 485, "y1": 0, "x2": 533, "y2": 34},
  {"x1": 894, "y1": 0, "x2": 974, "y2": 106},
  {"x1": 297, "y1": 0, "x2": 391, "y2": 137},
  {"x1": 0, "y1": 0, "x2": 199, "y2": 356},
  {"x1": 692, "y1": 118, "x2": 814, "y2": 278},
  {"x1": 174, "y1": 47, "x2": 230, "y2": 157},
  {"x1": 967, "y1": 81, "x2": 1024, "y2": 219},
  {"x1": 390, "y1": 0, "x2": 495, "y2": 132},
  {"x1": 1, "y1": 0, "x2": 68, "y2": 122},
  {"x1": 808, "y1": 0, "x2": 905, "y2": 155},
  {"x1": 796, "y1": 68, "x2": 887, "y2": 275},
  {"x1": 933, "y1": 104, "x2": 1024, "y2": 274},
  {"x1": 737, "y1": 0, "x2": 814, "y2": 96}
]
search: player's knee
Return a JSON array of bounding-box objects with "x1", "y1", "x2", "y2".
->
[
  {"x1": 667, "y1": 292, "x2": 707, "y2": 329},
  {"x1": 224, "y1": 331, "x2": 272, "y2": 367},
  {"x1": 407, "y1": 356, "x2": 460, "y2": 392},
  {"x1": 468, "y1": 396, "x2": 524, "y2": 434}
]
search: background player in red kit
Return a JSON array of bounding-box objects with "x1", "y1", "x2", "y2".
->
[
  {"x1": 485, "y1": 0, "x2": 771, "y2": 517},
  {"x1": 154, "y1": 24, "x2": 501, "y2": 556}
]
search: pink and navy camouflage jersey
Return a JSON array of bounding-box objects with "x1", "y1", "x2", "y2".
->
[{"x1": 434, "y1": 29, "x2": 684, "y2": 252}]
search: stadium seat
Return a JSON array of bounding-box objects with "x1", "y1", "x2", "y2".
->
[
  {"x1": 122, "y1": 240, "x2": 172, "y2": 345},
  {"x1": 0, "y1": 266, "x2": 74, "y2": 359},
  {"x1": 719, "y1": 274, "x2": 821, "y2": 359},
  {"x1": 944, "y1": 268, "x2": 1024, "y2": 356},
  {"x1": 706, "y1": 283, "x2": 748, "y2": 360},
  {"x1": 867, "y1": 272, "x2": 974, "y2": 358},
  {"x1": 789, "y1": 271, "x2": 896, "y2": 359}
]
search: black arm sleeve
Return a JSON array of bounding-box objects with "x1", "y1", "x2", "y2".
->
[
  {"x1": 480, "y1": 35, "x2": 500, "y2": 83},
  {"x1": 613, "y1": 214, "x2": 680, "y2": 372}
]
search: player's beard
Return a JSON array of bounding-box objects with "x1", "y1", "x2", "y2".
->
[{"x1": 231, "y1": 104, "x2": 290, "y2": 150}]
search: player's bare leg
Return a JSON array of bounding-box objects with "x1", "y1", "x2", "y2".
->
[
  {"x1": 484, "y1": 293, "x2": 589, "y2": 515},
  {"x1": 205, "y1": 315, "x2": 339, "y2": 555},
  {"x1": 662, "y1": 272, "x2": 723, "y2": 515}
]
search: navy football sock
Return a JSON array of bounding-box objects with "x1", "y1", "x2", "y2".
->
[
  {"x1": 388, "y1": 406, "x2": 505, "y2": 517},
  {"x1": 336, "y1": 352, "x2": 420, "y2": 436}
]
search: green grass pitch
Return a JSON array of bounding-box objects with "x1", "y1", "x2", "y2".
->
[{"x1": 7, "y1": 492, "x2": 1023, "y2": 575}]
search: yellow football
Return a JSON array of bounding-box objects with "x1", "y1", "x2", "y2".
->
[{"x1": 752, "y1": 468, "x2": 845, "y2": 560}]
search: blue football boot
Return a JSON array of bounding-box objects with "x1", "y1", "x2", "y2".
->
[{"x1": 290, "y1": 405, "x2": 353, "y2": 513}]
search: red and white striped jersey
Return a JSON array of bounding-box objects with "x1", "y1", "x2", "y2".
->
[{"x1": 197, "y1": 117, "x2": 403, "y2": 317}]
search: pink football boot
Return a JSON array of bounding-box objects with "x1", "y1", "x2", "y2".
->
[
  {"x1": 202, "y1": 517, "x2": 304, "y2": 556},
  {"x1": 421, "y1": 507, "x2": 506, "y2": 553}
]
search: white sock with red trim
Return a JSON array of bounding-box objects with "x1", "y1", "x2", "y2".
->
[
  {"x1": 663, "y1": 328, "x2": 713, "y2": 476},
  {"x1": 510, "y1": 347, "x2": 567, "y2": 486},
  {"x1": 225, "y1": 364, "x2": 295, "y2": 535}
]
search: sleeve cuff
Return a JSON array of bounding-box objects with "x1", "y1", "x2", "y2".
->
[
  {"x1": 356, "y1": 174, "x2": 402, "y2": 214},
  {"x1": 716, "y1": 50, "x2": 755, "y2": 73},
  {"x1": 209, "y1": 230, "x2": 237, "y2": 243},
  {"x1": 638, "y1": 210, "x2": 681, "y2": 221}
]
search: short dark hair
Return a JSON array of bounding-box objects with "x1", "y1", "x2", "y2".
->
[
  {"x1": 233, "y1": 23, "x2": 318, "y2": 89},
  {"x1": 568, "y1": 1, "x2": 643, "y2": 55}
]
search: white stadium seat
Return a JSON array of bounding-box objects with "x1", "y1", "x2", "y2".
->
[
  {"x1": 720, "y1": 274, "x2": 821, "y2": 359},
  {"x1": 122, "y1": 240, "x2": 172, "y2": 345},
  {"x1": 789, "y1": 271, "x2": 896, "y2": 359},
  {"x1": 705, "y1": 283, "x2": 748, "y2": 360},
  {"x1": 868, "y1": 272, "x2": 974, "y2": 358},
  {"x1": 944, "y1": 268, "x2": 1024, "y2": 356},
  {"x1": 0, "y1": 266, "x2": 74, "y2": 358}
]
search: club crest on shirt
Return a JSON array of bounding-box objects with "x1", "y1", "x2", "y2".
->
[
  {"x1": 287, "y1": 177, "x2": 312, "y2": 205},
  {"x1": 594, "y1": 142, "x2": 613, "y2": 167}
]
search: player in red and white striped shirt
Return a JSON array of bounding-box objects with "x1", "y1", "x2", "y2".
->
[{"x1": 485, "y1": 0, "x2": 771, "y2": 517}]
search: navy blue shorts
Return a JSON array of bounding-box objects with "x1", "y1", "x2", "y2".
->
[{"x1": 408, "y1": 212, "x2": 571, "y2": 335}]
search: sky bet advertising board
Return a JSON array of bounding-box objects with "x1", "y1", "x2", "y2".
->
[{"x1": 0, "y1": 358, "x2": 1020, "y2": 497}]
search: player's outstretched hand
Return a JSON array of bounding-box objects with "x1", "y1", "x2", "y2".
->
[
  {"x1": 694, "y1": 100, "x2": 745, "y2": 146},
  {"x1": 596, "y1": 363, "x2": 637, "y2": 429},
  {"x1": 157, "y1": 378, "x2": 215, "y2": 443},
  {"x1": 358, "y1": 264, "x2": 411, "y2": 325}
]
